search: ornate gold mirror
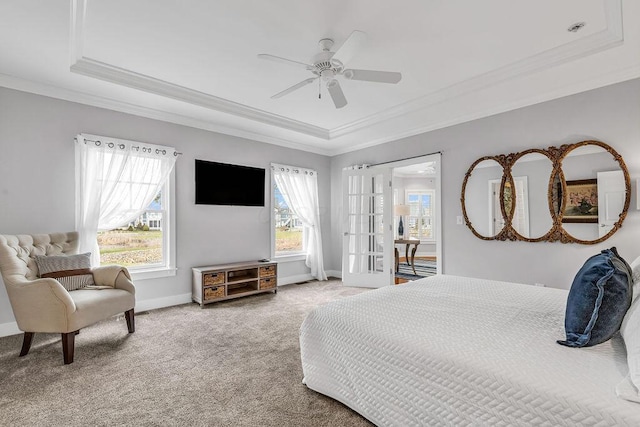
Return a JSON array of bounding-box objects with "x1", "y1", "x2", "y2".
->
[
  {"x1": 461, "y1": 140, "x2": 631, "y2": 244},
  {"x1": 507, "y1": 149, "x2": 556, "y2": 241},
  {"x1": 461, "y1": 157, "x2": 507, "y2": 240},
  {"x1": 557, "y1": 140, "x2": 630, "y2": 244}
]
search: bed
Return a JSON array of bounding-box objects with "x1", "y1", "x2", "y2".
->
[{"x1": 299, "y1": 275, "x2": 640, "y2": 426}]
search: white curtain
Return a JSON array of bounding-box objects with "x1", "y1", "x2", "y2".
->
[
  {"x1": 272, "y1": 163, "x2": 327, "y2": 281},
  {"x1": 75, "y1": 134, "x2": 177, "y2": 266}
]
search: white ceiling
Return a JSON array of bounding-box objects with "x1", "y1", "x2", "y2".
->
[{"x1": 0, "y1": 0, "x2": 638, "y2": 156}]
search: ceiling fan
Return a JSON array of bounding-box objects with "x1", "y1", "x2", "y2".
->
[{"x1": 257, "y1": 30, "x2": 402, "y2": 109}]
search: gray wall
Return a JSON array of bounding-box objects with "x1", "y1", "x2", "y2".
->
[
  {"x1": 330, "y1": 78, "x2": 640, "y2": 289},
  {"x1": 0, "y1": 87, "x2": 331, "y2": 326},
  {"x1": 1, "y1": 78, "x2": 639, "y2": 328}
]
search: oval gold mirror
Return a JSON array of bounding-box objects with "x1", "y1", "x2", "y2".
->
[
  {"x1": 508, "y1": 149, "x2": 555, "y2": 241},
  {"x1": 558, "y1": 140, "x2": 630, "y2": 244},
  {"x1": 461, "y1": 157, "x2": 506, "y2": 240}
]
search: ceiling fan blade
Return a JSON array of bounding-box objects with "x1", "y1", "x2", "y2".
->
[
  {"x1": 343, "y1": 69, "x2": 402, "y2": 84},
  {"x1": 326, "y1": 79, "x2": 347, "y2": 109},
  {"x1": 272, "y1": 78, "x2": 318, "y2": 99},
  {"x1": 330, "y1": 30, "x2": 367, "y2": 68},
  {"x1": 257, "y1": 54, "x2": 314, "y2": 71}
]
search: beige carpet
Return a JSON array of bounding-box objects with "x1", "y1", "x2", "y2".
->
[{"x1": 0, "y1": 280, "x2": 374, "y2": 427}]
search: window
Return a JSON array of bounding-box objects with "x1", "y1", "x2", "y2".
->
[
  {"x1": 97, "y1": 183, "x2": 169, "y2": 271},
  {"x1": 270, "y1": 163, "x2": 326, "y2": 279},
  {"x1": 406, "y1": 190, "x2": 436, "y2": 241},
  {"x1": 75, "y1": 134, "x2": 176, "y2": 280},
  {"x1": 273, "y1": 182, "x2": 306, "y2": 257}
]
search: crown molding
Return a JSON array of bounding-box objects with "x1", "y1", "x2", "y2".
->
[
  {"x1": 69, "y1": 0, "x2": 86, "y2": 65},
  {"x1": 0, "y1": 72, "x2": 333, "y2": 156},
  {"x1": 329, "y1": 0, "x2": 624, "y2": 139},
  {"x1": 70, "y1": 58, "x2": 330, "y2": 140},
  {"x1": 328, "y1": 62, "x2": 640, "y2": 156}
]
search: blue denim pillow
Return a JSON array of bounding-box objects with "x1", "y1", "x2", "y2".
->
[{"x1": 557, "y1": 247, "x2": 632, "y2": 348}]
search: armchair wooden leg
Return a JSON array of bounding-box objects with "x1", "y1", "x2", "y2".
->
[
  {"x1": 61, "y1": 332, "x2": 76, "y2": 365},
  {"x1": 125, "y1": 309, "x2": 135, "y2": 333},
  {"x1": 19, "y1": 332, "x2": 34, "y2": 357}
]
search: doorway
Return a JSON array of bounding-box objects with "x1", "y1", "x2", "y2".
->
[
  {"x1": 390, "y1": 154, "x2": 442, "y2": 284},
  {"x1": 340, "y1": 153, "x2": 441, "y2": 288}
]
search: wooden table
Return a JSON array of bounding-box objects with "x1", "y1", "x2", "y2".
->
[{"x1": 394, "y1": 239, "x2": 420, "y2": 275}]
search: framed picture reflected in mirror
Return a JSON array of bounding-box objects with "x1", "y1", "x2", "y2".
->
[{"x1": 561, "y1": 179, "x2": 598, "y2": 223}]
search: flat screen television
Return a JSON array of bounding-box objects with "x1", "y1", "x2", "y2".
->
[{"x1": 195, "y1": 159, "x2": 265, "y2": 206}]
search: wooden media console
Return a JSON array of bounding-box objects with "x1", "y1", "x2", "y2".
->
[{"x1": 192, "y1": 261, "x2": 277, "y2": 307}]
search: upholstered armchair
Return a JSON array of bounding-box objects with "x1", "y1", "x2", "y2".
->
[{"x1": 0, "y1": 232, "x2": 135, "y2": 364}]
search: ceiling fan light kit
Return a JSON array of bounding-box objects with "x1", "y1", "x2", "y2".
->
[{"x1": 258, "y1": 30, "x2": 402, "y2": 109}]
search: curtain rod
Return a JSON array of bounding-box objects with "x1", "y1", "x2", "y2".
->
[
  {"x1": 76, "y1": 137, "x2": 183, "y2": 156},
  {"x1": 371, "y1": 150, "x2": 442, "y2": 167}
]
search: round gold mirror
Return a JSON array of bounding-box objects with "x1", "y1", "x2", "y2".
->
[
  {"x1": 461, "y1": 156, "x2": 507, "y2": 240},
  {"x1": 507, "y1": 149, "x2": 556, "y2": 241},
  {"x1": 558, "y1": 140, "x2": 630, "y2": 244}
]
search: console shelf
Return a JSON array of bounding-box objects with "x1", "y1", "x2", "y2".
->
[{"x1": 192, "y1": 261, "x2": 277, "y2": 307}]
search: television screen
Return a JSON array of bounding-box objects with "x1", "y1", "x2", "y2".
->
[{"x1": 195, "y1": 159, "x2": 265, "y2": 206}]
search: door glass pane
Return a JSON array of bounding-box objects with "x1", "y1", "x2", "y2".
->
[
  {"x1": 357, "y1": 235, "x2": 371, "y2": 253},
  {"x1": 348, "y1": 254, "x2": 357, "y2": 273},
  {"x1": 348, "y1": 175, "x2": 363, "y2": 195},
  {"x1": 358, "y1": 215, "x2": 368, "y2": 235},
  {"x1": 375, "y1": 214, "x2": 382, "y2": 234},
  {"x1": 371, "y1": 255, "x2": 384, "y2": 273}
]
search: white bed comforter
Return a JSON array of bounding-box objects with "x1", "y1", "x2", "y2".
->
[{"x1": 299, "y1": 275, "x2": 640, "y2": 426}]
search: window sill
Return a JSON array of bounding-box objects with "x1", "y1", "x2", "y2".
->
[
  {"x1": 129, "y1": 266, "x2": 177, "y2": 281},
  {"x1": 273, "y1": 254, "x2": 306, "y2": 263}
]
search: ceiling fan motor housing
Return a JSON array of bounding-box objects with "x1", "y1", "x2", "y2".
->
[{"x1": 311, "y1": 50, "x2": 342, "y2": 77}]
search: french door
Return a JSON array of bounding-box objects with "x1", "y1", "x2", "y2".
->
[{"x1": 341, "y1": 166, "x2": 393, "y2": 287}]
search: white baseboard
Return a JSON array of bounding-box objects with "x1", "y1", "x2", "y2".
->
[
  {"x1": 326, "y1": 270, "x2": 342, "y2": 278},
  {"x1": 415, "y1": 252, "x2": 436, "y2": 257},
  {"x1": 278, "y1": 273, "x2": 315, "y2": 286},
  {"x1": 278, "y1": 271, "x2": 344, "y2": 285},
  {"x1": 135, "y1": 293, "x2": 192, "y2": 313},
  {"x1": 0, "y1": 321, "x2": 20, "y2": 338}
]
